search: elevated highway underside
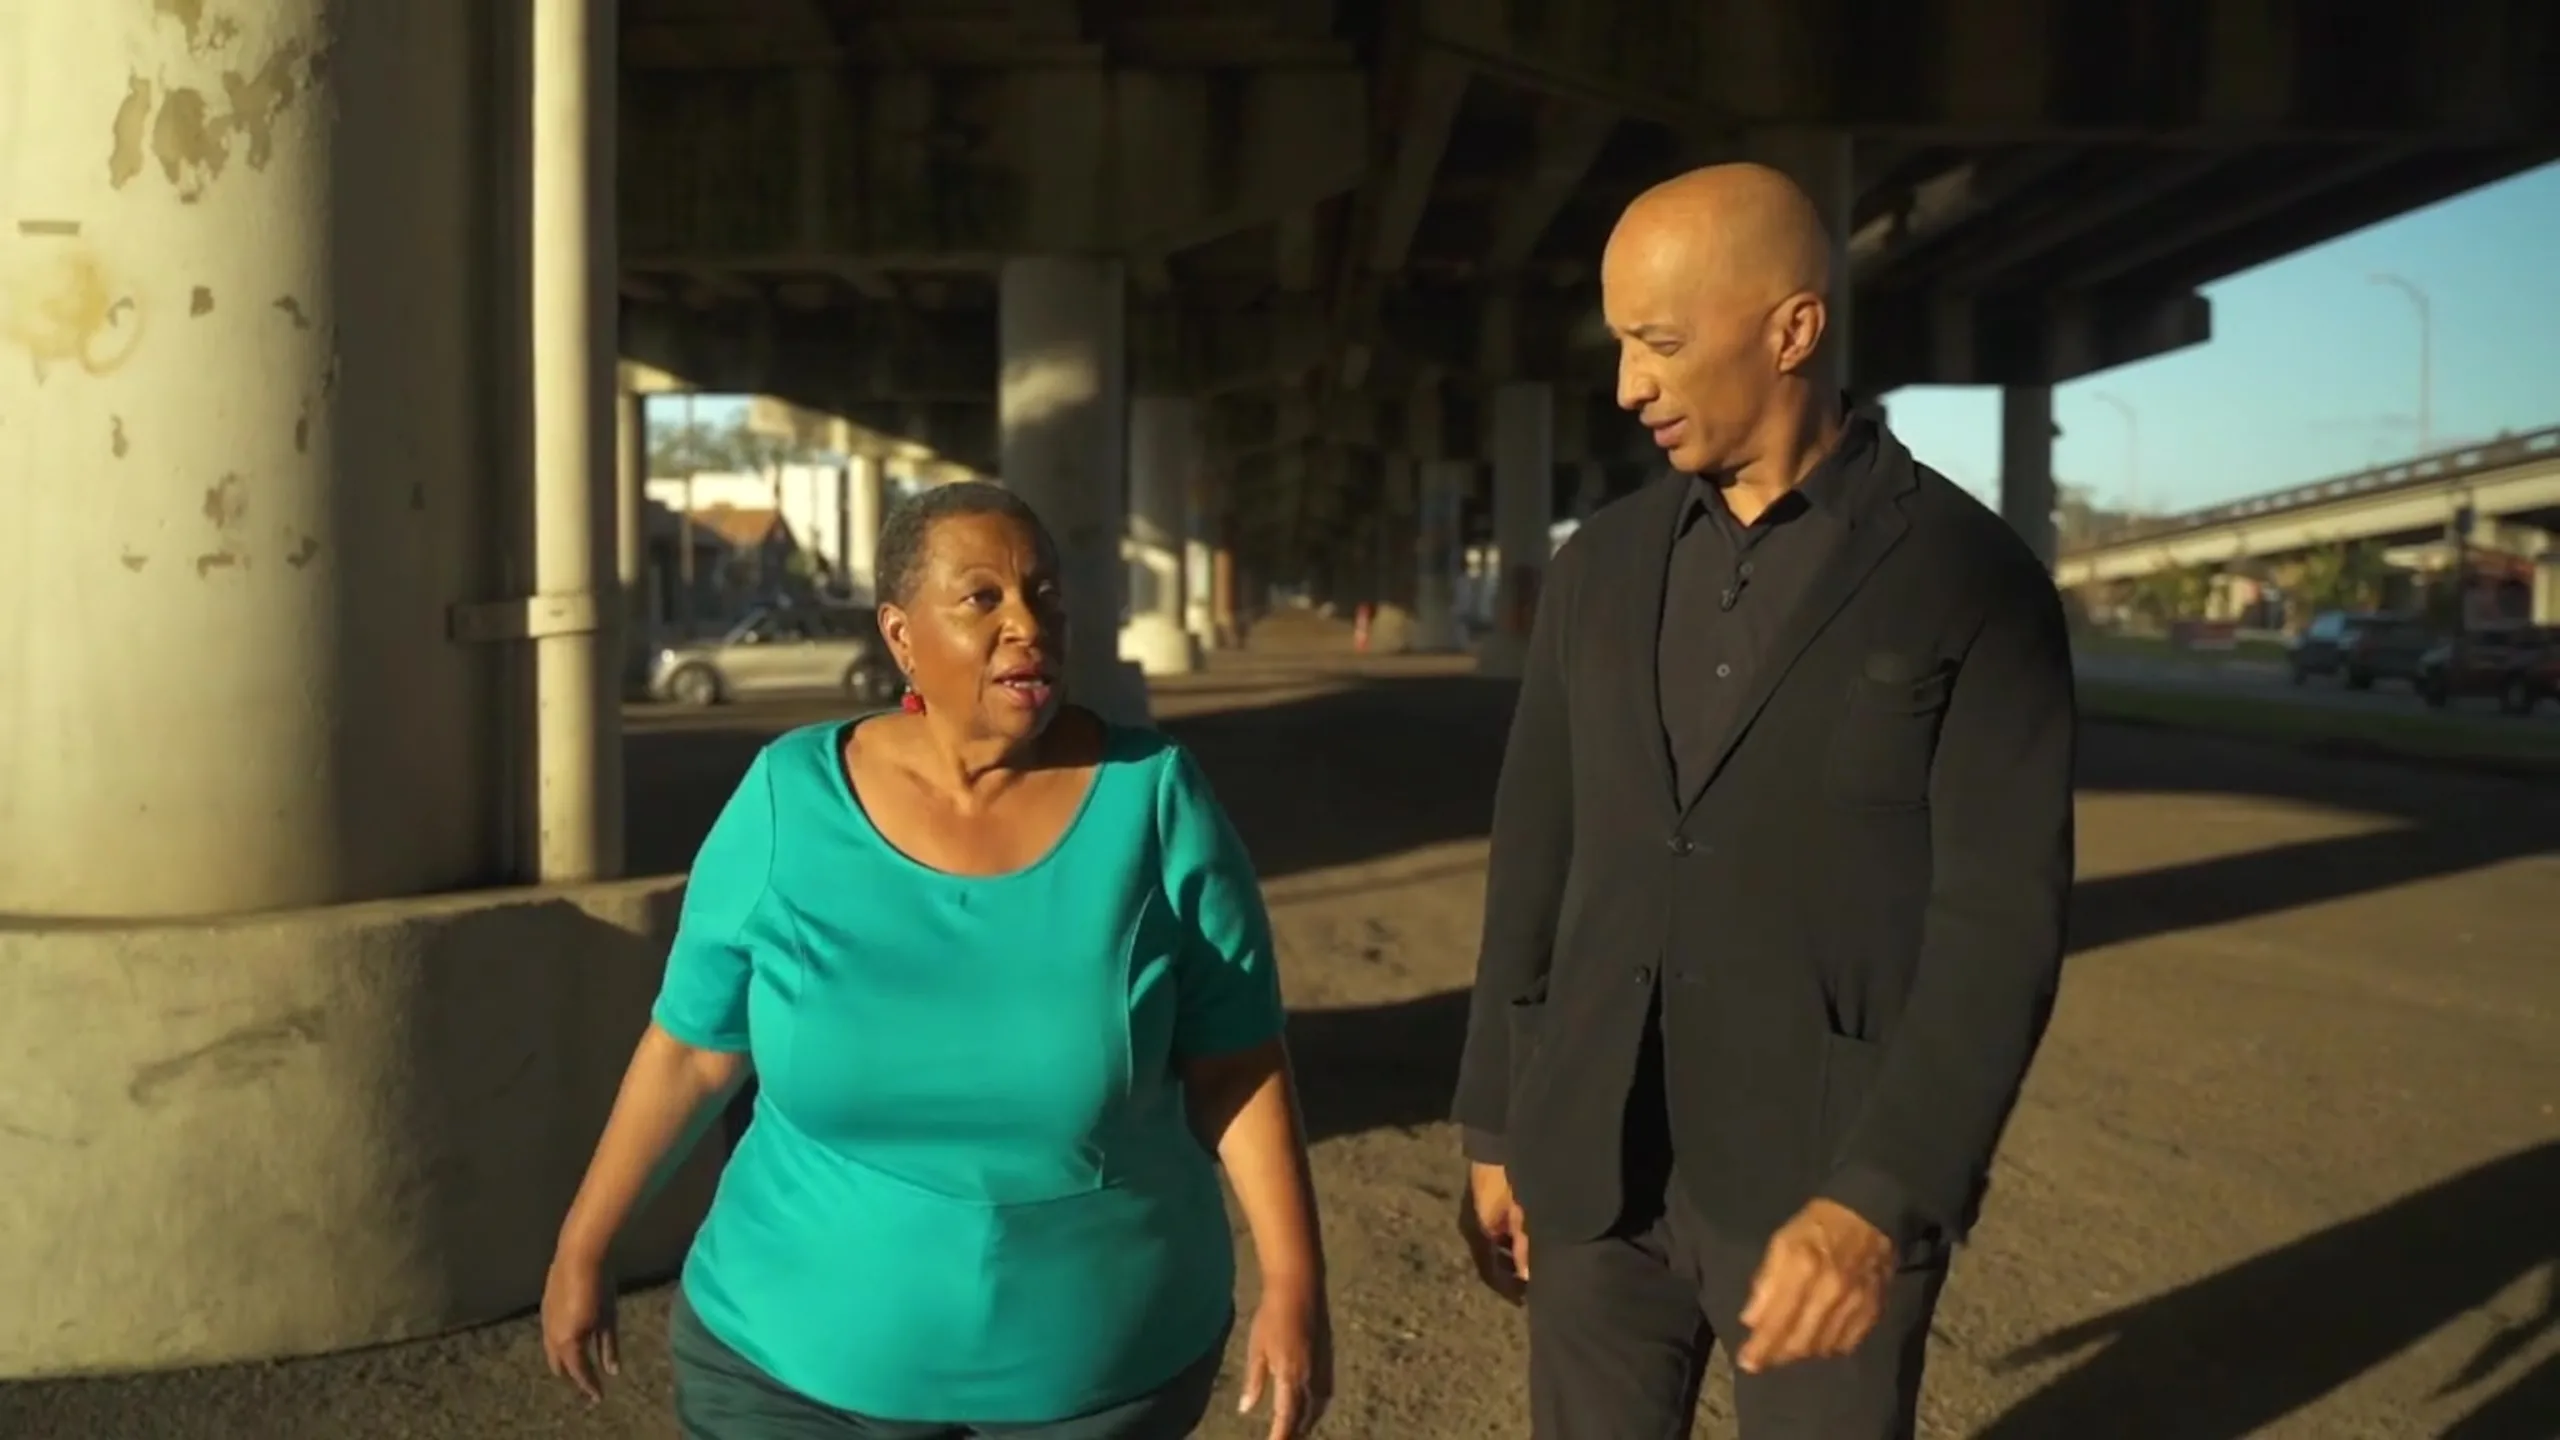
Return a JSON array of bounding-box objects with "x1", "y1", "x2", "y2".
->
[
  {"x1": 6, "y1": 0, "x2": 2560, "y2": 1384},
  {"x1": 618, "y1": 0, "x2": 2559, "y2": 571}
]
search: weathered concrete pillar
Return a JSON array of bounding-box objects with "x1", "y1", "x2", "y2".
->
[
  {"x1": 1122, "y1": 395, "x2": 1201, "y2": 674},
  {"x1": 997, "y1": 257, "x2": 1145, "y2": 721},
  {"x1": 1184, "y1": 469, "x2": 1219, "y2": 651},
  {"x1": 0, "y1": 4, "x2": 510, "y2": 915},
  {"x1": 1479, "y1": 382, "x2": 1555, "y2": 677},
  {"x1": 0, "y1": 0, "x2": 715, "y2": 1380},
  {"x1": 844, "y1": 452, "x2": 886, "y2": 599},
  {"x1": 1213, "y1": 543, "x2": 1240, "y2": 650},
  {"x1": 617, "y1": 390, "x2": 654, "y2": 695},
  {"x1": 2000, "y1": 386, "x2": 2059, "y2": 568},
  {"x1": 1747, "y1": 127, "x2": 1855, "y2": 391},
  {"x1": 1415, "y1": 460, "x2": 1471, "y2": 651}
]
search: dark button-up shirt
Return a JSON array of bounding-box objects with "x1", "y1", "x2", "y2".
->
[{"x1": 1655, "y1": 418, "x2": 1874, "y2": 800}]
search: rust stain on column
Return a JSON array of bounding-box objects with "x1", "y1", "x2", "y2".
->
[{"x1": 0, "y1": 246, "x2": 148, "y2": 380}]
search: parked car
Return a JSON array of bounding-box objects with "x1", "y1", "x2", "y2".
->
[
  {"x1": 648, "y1": 603, "x2": 902, "y2": 707},
  {"x1": 2288, "y1": 610, "x2": 2431, "y2": 690},
  {"x1": 2415, "y1": 624, "x2": 2557, "y2": 715}
]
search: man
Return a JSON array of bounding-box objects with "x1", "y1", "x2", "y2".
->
[{"x1": 1449, "y1": 163, "x2": 2077, "y2": 1439}]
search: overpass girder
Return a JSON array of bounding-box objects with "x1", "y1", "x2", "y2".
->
[
  {"x1": 2054, "y1": 459, "x2": 2560, "y2": 587},
  {"x1": 620, "y1": 64, "x2": 1370, "y2": 267},
  {"x1": 1424, "y1": 0, "x2": 2560, "y2": 137}
]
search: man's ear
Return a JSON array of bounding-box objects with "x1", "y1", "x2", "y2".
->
[{"x1": 1771, "y1": 292, "x2": 1828, "y2": 376}]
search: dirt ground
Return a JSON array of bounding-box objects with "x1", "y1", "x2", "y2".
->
[{"x1": 7, "y1": 654, "x2": 2557, "y2": 1440}]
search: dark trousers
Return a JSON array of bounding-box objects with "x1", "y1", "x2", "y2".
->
[
  {"x1": 1526, "y1": 1172, "x2": 1947, "y2": 1440},
  {"x1": 670, "y1": 1290, "x2": 1224, "y2": 1440}
]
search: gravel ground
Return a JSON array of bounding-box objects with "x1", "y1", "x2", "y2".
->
[{"x1": 7, "y1": 655, "x2": 2556, "y2": 1439}]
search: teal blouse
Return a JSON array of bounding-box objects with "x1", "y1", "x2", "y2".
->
[{"x1": 651, "y1": 718, "x2": 1283, "y2": 1423}]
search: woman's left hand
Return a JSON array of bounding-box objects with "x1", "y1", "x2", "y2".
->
[{"x1": 1237, "y1": 1278, "x2": 1332, "y2": 1439}]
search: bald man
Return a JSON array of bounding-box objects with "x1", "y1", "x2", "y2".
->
[{"x1": 1449, "y1": 164, "x2": 2077, "y2": 1438}]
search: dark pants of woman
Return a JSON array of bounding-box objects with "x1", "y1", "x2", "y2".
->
[{"x1": 669, "y1": 1290, "x2": 1224, "y2": 1440}]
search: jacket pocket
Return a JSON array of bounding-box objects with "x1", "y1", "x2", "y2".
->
[{"x1": 1825, "y1": 664, "x2": 1953, "y2": 809}]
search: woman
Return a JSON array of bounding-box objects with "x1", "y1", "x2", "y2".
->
[{"x1": 541, "y1": 482, "x2": 1331, "y2": 1439}]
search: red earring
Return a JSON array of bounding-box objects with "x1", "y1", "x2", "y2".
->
[{"x1": 900, "y1": 687, "x2": 925, "y2": 714}]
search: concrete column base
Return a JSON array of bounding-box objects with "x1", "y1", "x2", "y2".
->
[
  {"x1": 1120, "y1": 613, "x2": 1202, "y2": 678},
  {"x1": 0, "y1": 881, "x2": 721, "y2": 1379}
]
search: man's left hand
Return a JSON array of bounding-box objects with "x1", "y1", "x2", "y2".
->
[{"x1": 1734, "y1": 1198, "x2": 1895, "y2": 1374}]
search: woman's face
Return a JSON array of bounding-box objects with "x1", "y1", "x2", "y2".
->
[{"x1": 879, "y1": 510, "x2": 1067, "y2": 740}]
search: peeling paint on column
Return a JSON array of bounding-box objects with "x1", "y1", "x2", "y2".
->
[
  {"x1": 202, "y1": 472, "x2": 248, "y2": 531},
  {"x1": 190, "y1": 286, "x2": 214, "y2": 316},
  {"x1": 294, "y1": 402, "x2": 309, "y2": 454},
  {"x1": 150, "y1": 86, "x2": 221, "y2": 199},
  {"x1": 284, "y1": 533, "x2": 321, "y2": 569},
  {"x1": 220, "y1": 45, "x2": 308, "y2": 170},
  {"x1": 193, "y1": 551, "x2": 241, "y2": 577},
  {"x1": 154, "y1": 0, "x2": 243, "y2": 57},
  {"x1": 120, "y1": 550, "x2": 151, "y2": 573},
  {"x1": 111, "y1": 416, "x2": 129, "y2": 458},
  {"x1": 273, "y1": 296, "x2": 310, "y2": 329},
  {"x1": 109, "y1": 79, "x2": 153, "y2": 188},
  {"x1": 124, "y1": 28, "x2": 319, "y2": 202}
]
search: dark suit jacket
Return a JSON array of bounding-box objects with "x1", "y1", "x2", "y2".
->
[{"x1": 1449, "y1": 424, "x2": 2077, "y2": 1256}]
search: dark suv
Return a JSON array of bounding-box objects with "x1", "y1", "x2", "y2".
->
[
  {"x1": 2289, "y1": 610, "x2": 2432, "y2": 690},
  {"x1": 2416, "y1": 625, "x2": 2557, "y2": 715}
]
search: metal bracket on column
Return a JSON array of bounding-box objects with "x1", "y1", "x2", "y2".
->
[{"x1": 446, "y1": 592, "x2": 604, "y2": 644}]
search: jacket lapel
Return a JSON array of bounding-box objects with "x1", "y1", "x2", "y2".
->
[
  {"x1": 1625, "y1": 476, "x2": 1687, "y2": 818},
  {"x1": 1676, "y1": 444, "x2": 1919, "y2": 815}
]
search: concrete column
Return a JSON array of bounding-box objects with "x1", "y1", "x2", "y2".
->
[
  {"x1": 845, "y1": 452, "x2": 885, "y2": 599},
  {"x1": 1183, "y1": 470, "x2": 1218, "y2": 650},
  {"x1": 2000, "y1": 386, "x2": 2059, "y2": 568},
  {"x1": 0, "y1": 0, "x2": 510, "y2": 916},
  {"x1": 1415, "y1": 460, "x2": 1471, "y2": 651},
  {"x1": 1213, "y1": 544, "x2": 1240, "y2": 650},
  {"x1": 1747, "y1": 127, "x2": 1856, "y2": 391},
  {"x1": 1122, "y1": 395, "x2": 1201, "y2": 675},
  {"x1": 1479, "y1": 382, "x2": 1555, "y2": 677},
  {"x1": 2533, "y1": 555, "x2": 2560, "y2": 625},
  {"x1": 617, "y1": 391, "x2": 653, "y2": 694},
  {"x1": 998, "y1": 257, "x2": 1146, "y2": 723}
]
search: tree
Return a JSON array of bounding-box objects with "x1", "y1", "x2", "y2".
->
[
  {"x1": 647, "y1": 414, "x2": 817, "y2": 477},
  {"x1": 2127, "y1": 562, "x2": 2212, "y2": 625},
  {"x1": 2291, "y1": 539, "x2": 2390, "y2": 616}
]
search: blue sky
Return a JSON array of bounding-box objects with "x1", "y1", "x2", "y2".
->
[
  {"x1": 679, "y1": 158, "x2": 2559, "y2": 520},
  {"x1": 1889, "y1": 158, "x2": 2560, "y2": 516}
]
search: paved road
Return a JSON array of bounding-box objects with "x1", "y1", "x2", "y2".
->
[
  {"x1": 7, "y1": 663, "x2": 2556, "y2": 1438},
  {"x1": 2075, "y1": 653, "x2": 2560, "y2": 730}
]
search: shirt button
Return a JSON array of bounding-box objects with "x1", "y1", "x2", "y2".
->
[
  {"x1": 1667, "y1": 835, "x2": 1694, "y2": 856},
  {"x1": 1634, "y1": 966, "x2": 1655, "y2": 986},
  {"x1": 1739, "y1": 561, "x2": 1755, "y2": 578},
  {"x1": 1715, "y1": 663, "x2": 1732, "y2": 679}
]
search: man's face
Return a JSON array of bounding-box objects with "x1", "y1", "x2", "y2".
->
[{"x1": 1600, "y1": 226, "x2": 1808, "y2": 476}]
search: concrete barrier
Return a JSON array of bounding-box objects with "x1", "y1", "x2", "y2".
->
[{"x1": 0, "y1": 878, "x2": 723, "y2": 1378}]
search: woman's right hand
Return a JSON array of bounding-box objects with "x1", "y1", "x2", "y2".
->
[{"x1": 540, "y1": 1249, "x2": 620, "y2": 1403}]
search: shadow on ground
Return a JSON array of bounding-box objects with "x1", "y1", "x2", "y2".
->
[
  {"x1": 630, "y1": 672, "x2": 2560, "y2": 964},
  {"x1": 1974, "y1": 1140, "x2": 2560, "y2": 1440}
]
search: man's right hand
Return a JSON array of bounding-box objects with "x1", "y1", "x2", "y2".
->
[{"x1": 1458, "y1": 1162, "x2": 1530, "y2": 1304}]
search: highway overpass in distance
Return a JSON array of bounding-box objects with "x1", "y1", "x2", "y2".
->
[{"x1": 2053, "y1": 425, "x2": 2560, "y2": 589}]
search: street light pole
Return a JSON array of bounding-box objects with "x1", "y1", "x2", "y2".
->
[
  {"x1": 2090, "y1": 390, "x2": 2139, "y2": 517},
  {"x1": 2368, "y1": 272, "x2": 2432, "y2": 456}
]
